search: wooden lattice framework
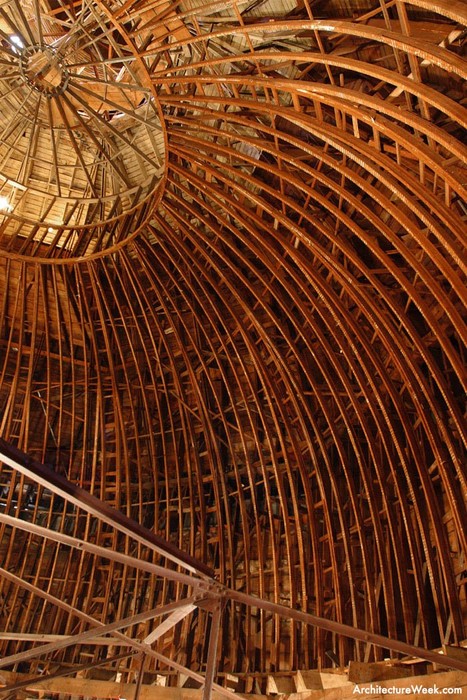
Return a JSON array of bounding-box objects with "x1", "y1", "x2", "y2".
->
[{"x1": 0, "y1": 0, "x2": 465, "y2": 689}]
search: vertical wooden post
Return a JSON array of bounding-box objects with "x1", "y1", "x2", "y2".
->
[
  {"x1": 202, "y1": 603, "x2": 222, "y2": 700},
  {"x1": 134, "y1": 653, "x2": 146, "y2": 700}
]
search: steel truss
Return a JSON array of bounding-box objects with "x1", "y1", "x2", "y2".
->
[{"x1": 0, "y1": 437, "x2": 466, "y2": 700}]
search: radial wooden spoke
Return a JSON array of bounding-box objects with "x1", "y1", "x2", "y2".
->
[
  {"x1": 54, "y1": 95, "x2": 100, "y2": 197},
  {"x1": 66, "y1": 54, "x2": 140, "y2": 69},
  {"x1": 32, "y1": 0, "x2": 44, "y2": 45},
  {"x1": 67, "y1": 78, "x2": 162, "y2": 125},
  {"x1": 0, "y1": 75, "x2": 23, "y2": 94},
  {"x1": 0, "y1": 43, "x2": 18, "y2": 59},
  {"x1": 0, "y1": 7, "x2": 27, "y2": 46},
  {"x1": 65, "y1": 85, "x2": 161, "y2": 170},
  {"x1": 68, "y1": 74, "x2": 153, "y2": 94},
  {"x1": 60, "y1": 94, "x2": 132, "y2": 189},
  {"x1": 12, "y1": 0, "x2": 36, "y2": 45},
  {"x1": 46, "y1": 97, "x2": 62, "y2": 198}
]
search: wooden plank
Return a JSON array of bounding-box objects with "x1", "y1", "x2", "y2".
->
[
  {"x1": 443, "y1": 646, "x2": 467, "y2": 663},
  {"x1": 0, "y1": 674, "x2": 248, "y2": 700},
  {"x1": 266, "y1": 675, "x2": 296, "y2": 694},
  {"x1": 348, "y1": 661, "x2": 413, "y2": 683},
  {"x1": 294, "y1": 670, "x2": 323, "y2": 691}
]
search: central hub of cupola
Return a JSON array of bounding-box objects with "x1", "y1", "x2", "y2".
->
[
  {"x1": 0, "y1": 0, "x2": 166, "y2": 260},
  {"x1": 19, "y1": 45, "x2": 69, "y2": 96}
]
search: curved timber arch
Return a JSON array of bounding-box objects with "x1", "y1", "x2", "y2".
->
[{"x1": 0, "y1": 0, "x2": 465, "y2": 686}]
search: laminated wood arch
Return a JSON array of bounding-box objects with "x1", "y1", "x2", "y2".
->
[{"x1": 0, "y1": 0, "x2": 465, "y2": 685}]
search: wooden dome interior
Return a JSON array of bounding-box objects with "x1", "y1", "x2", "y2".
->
[{"x1": 0, "y1": 0, "x2": 466, "y2": 694}]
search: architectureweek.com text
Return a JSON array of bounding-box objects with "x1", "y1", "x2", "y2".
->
[{"x1": 353, "y1": 684, "x2": 463, "y2": 695}]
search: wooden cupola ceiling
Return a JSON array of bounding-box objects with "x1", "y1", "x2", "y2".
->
[{"x1": 0, "y1": 0, "x2": 466, "y2": 691}]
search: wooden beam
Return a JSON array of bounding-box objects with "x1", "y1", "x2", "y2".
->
[
  {"x1": 0, "y1": 673, "x2": 243, "y2": 700},
  {"x1": 348, "y1": 661, "x2": 413, "y2": 683}
]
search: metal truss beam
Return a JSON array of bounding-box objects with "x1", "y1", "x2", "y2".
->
[
  {"x1": 0, "y1": 437, "x2": 213, "y2": 577},
  {"x1": 1, "y1": 438, "x2": 467, "y2": 680}
]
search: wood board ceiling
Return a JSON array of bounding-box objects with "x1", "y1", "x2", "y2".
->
[{"x1": 0, "y1": 0, "x2": 465, "y2": 685}]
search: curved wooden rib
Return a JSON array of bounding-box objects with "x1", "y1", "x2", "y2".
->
[{"x1": 0, "y1": 0, "x2": 465, "y2": 683}]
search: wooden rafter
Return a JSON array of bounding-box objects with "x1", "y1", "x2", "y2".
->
[{"x1": 0, "y1": 0, "x2": 465, "y2": 687}]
